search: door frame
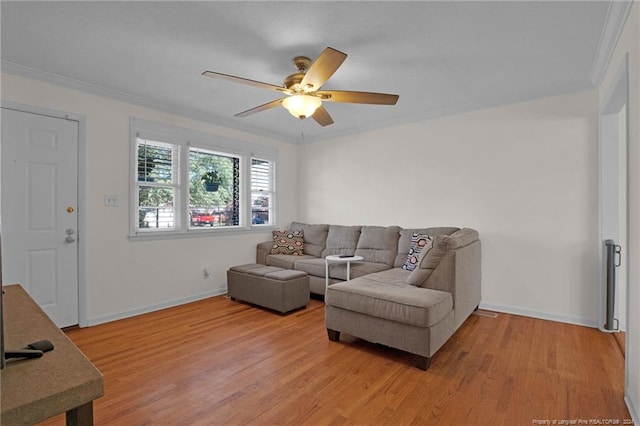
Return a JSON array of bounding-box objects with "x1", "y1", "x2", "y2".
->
[
  {"x1": 597, "y1": 53, "x2": 630, "y2": 395},
  {"x1": 1, "y1": 101, "x2": 88, "y2": 327}
]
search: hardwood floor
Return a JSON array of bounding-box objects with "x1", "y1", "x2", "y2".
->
[
  {"x1": 615, "y1": 331, "x2": 626, "y2": 357},
  {"x1": 37, "y1": 296, "x2": 631, "y2": 425}
]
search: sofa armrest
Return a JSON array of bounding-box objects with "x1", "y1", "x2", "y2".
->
[
  {"x1": 256, "y1": 241, "x2": 273, "y2": 265},
  {"x1": 442, "y1": 228, "x2": 479, "y2": 250},
  {"x1": 424, "y1": 239, "x2": 481, "y2": 330}
]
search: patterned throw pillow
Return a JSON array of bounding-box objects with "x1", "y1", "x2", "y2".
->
[
  {"x1": 402, "y1": 233, "x2": 433, "y2": 271},
  {"x1": 271, "y1": 230, "x2": 304, "y2": 255}
]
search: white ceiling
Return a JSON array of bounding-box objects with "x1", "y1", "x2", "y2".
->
[{"x1": 1, "y1": 1, "x2": 614, "y2": 143}]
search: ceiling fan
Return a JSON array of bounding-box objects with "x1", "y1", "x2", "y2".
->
[{"x1": 202, "y1": 47, "x2": 399, "y2": 127}]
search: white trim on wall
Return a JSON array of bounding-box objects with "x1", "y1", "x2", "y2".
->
[
  {"x1": 86, "y1": 288, "x2": 226, "y2": 326},
  {"x1": 598, "y1": 54, "x2": 630, "y2": 336},
  {"x1": 479, "y1": 302, "x2": 598, "y2": 328},
  {"x1": 626, "y1": 394, "x2": 640, "y2": 426},
  {"x1": 590, "y1": 1, "x2": 633, "y2": 86}
]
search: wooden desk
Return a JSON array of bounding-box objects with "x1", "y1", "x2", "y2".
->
[{"x1": 1, "y1": 284, "x2": 104, "y2": 425}]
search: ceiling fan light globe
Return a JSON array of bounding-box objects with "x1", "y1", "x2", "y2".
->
[{"x1": 282, "y1": 95, "x2": 321, "y2": 119}]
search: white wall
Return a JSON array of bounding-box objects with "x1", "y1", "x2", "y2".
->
[
  {"x1": 299, "y1": 90, "x2": 599, "y2": 326},
  {"x1": 1, "y1": 73, "x2": 298, "y2": 325},
  {"x1": 599, "y1": 2, "x2": 640, "y2": 423}
]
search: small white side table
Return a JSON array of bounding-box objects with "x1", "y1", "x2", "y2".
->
[{"x1": 325, "y1": 255, "x2": 364, "y2": 288}]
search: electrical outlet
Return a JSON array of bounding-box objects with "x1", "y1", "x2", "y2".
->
[
  {"x1": 203, "y1": 268, "x2": 211, "y2": 279},
  {"x1": 104, "y1": 194, "x2": 119, "y2": 207}
]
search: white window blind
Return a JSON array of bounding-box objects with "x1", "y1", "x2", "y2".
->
[
  {"x1": 250, "y1": 158, "x2": 274, "y2": 225},
  {"x1": 135, "y1": 137, "x2": 179, "y2": 231}
]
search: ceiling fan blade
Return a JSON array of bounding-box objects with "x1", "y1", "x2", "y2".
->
[
  {"x1": 234, "y1": 98, "x2": 285, "y2": 117},
  {"x1": 311, "y1": 105, "x2": 334, "y2": 127},
  {"x1": 202, "y1": 71, "x2": 290, "y2": 94},
  {"x1": 316, "y1": 90, "x2": 399, "y2": 105},
  {"x1": 300, "y1": 47, "x2": 347, "y2": 91}
]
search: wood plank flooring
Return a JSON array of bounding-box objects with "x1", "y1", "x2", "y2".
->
[{"x1": 37, "y1": 296, "x2": 631, "y2": 425}]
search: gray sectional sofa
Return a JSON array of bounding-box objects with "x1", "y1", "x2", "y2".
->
[{"x1": 255, "y1": 222, "x2": 481, "y2": 369}]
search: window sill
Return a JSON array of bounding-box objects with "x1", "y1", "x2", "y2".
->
[{"x1": 128, "y1": 225, "x2": 277, "y2": 242}]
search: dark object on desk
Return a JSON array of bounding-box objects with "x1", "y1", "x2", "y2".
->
[
  {"x1": 5, "y1": 339, "x2": 55, "y2": 360},
  {"x1": 26, "y1": 339, "x2": 54, "y2": 352},
  {"x1": 5, "y1": 349, "x2": 42, "y2": 360},
  {"x1": 337, "y1": 254, "x2": 355, "y2": 258}
]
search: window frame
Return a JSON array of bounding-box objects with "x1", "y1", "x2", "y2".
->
[
  {"x1": 250, "y1": 157, "x2": 276, "y2": 227},
  {"x1": 187, "y1": 143, "x2": 244, "y2": 230},
  {"x1": 129, "y1": 118, "x2": 277, "y2": 240},
  {"x1": 135, "y1": 137, "x2": 181, "y2": 231}
]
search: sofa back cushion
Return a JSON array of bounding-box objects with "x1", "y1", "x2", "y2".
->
[
  {"x1": 321, "y1": 225, "x2": 362, "y2": 257},
  {"x1": 394, "y1": 227, "x2": 460, "y2": 268},
  {"x1": 354, "y1": 226, "x2": 401, "y2": 266},
  {"x1": 290, "y1": 222, "x2": 328, "y2": 257}
]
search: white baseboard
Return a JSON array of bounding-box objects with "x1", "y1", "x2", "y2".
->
[
  {"x1": 479, "y1": 302, "x2": 599, "y2": 328},
  {"x1": 626, "y1": 393, "x2": 640, "y2": 426},
  {"x1": 86, "y1": 289, "x2": 227, "y2": 327}
]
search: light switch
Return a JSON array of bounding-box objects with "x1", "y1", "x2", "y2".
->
[{"x1": 104, "y1": 194, "x2": 119, "y2": 207}]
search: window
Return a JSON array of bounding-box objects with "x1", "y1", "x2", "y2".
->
[
  {"x1": 251, "y1": 158, "x2": 274, "y2": 225},
  {"x1": 189, "y1": 148, "x2": 240, "y2": 228},
  {"x1": 136, "y1": 138, "x2": 179, "y2": 230},
  {"x1": 130, "y1": 118, "x2": 276, "y2": 238}
]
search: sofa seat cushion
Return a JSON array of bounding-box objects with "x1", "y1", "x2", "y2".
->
[
  {"x1": 293, "y1": 258, "x2": 391, "y2": 280},
  {"x1": 326, "y1": 272, "x2": 453, "y2": 328},
  {"x1": 266, "y1": 254, "x2": 316, "y2": 270},
  {"x1": 327, "y1": 262, "x2": 391, "y2": 280},
  {"x1": 292, "y1": 258, "x2": 326, "y2": 277},
  {"x1": 353, "y1": 267, "x2": 411, "y2": 285}
]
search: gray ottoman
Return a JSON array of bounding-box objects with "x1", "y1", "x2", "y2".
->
[{"x1": 227, "y1": 264, "x2": 310, "y2": 313}]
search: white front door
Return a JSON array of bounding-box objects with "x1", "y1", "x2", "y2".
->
[{"x1": 1, "y1": 107, "x2": 79, "y2": 327}]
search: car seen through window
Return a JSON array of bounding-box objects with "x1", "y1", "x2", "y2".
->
[{"x1": 190, "y1": 210, "x2": 215, "y2": 227}]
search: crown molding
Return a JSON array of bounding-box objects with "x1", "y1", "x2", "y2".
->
[
  {"x1": 1, "y1": 60, "x2": 299, "y2": 144},
  {"x1": 590, "y1": 0, "x2": 633, "y2": 87}
]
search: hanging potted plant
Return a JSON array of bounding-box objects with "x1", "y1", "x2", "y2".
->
[
  {"x1": 202, "y1": 170, "x2": 222, "y2": 192},
  {"x1": 137, "y1": 158, "x2": 156, "y2": 182}
]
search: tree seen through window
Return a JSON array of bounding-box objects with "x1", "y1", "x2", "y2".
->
[{"x1": 189, "y1": 148, "x2": 239, "y2": 227}]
